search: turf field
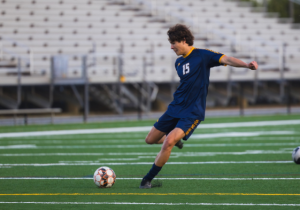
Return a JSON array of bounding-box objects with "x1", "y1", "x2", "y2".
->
[{"x1": 0, "y1": 114, "x2": 300, "y2": 210}]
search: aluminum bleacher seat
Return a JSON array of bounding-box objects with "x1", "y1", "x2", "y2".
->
[{"x1": 1, "y1": 0, "x2": 299, "y2": 82}]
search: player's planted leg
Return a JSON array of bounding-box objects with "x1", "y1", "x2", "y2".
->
[
  {"x1": 139, "y1": 163, "x2": 162, "y2": 189},
  {"x1": 140, "y1": 128, "x2": 185, "y2": 188}
]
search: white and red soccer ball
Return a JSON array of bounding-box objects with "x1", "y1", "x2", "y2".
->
[
  {"x1": 292, "y1": 146, "x2": 300, "y2": 164},
  {"x1": 93, "y1": 166, "x2": 116, "y2": 188}
]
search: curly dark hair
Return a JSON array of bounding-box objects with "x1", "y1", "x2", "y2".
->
[{"x1": 167, "y1": 24, "x2": 194, "y2": 46}]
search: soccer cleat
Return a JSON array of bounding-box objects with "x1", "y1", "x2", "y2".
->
[
  {"x1": 139, "y1": 178, "x2": 152, "y2": 189},
  {"x1": 175, "y1": 140, "x2": 184, "y2": 149}
]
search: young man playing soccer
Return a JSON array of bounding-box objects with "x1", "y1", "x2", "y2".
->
[{"x1": 139, "y1": 24, "x2": 258, "y2": 188}]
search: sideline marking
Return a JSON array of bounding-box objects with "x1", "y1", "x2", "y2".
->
[
  {"x1": 0, "y1": 161, "x2": 293, "y2": 167},
  {"x1": 0, "y1": 193, "x2": 300, "y2": 196},
  {"x1": 0, "y1": 119, "x2": 299, "y2": 138},
  {"x1": 0, "y1": 177, "x2": 300, "y2": 180},
  {"x1": 0, "y1": 136, "x2": 297, "y2": 145},
  {"x1": 190, "y1": 131, "x2": 295, "y2": 139},
  {"x1": 0, "y1": 142, "x2": 298, "y2": 150},
  {"x1": 0, "y1": 150, "x2": 292, "y2": 157},
  {"x1": 0, "y1": 202, "x2": 299, "y2": 206}
]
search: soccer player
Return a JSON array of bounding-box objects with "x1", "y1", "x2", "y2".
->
[{"x1": 139, "y1": 24, "x2": 258, "y2": 188}]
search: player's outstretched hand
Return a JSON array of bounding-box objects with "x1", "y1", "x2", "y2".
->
[{"x1": 248, "y1": 61, "x2": 258, "y2": 70}]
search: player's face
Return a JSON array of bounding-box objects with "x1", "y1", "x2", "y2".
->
[{"x1": 171, "y1": 41, "x2": 185, "y2": 56}]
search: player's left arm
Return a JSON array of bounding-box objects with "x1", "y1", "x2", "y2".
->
[{"x1": 220, "y1": 55, "x2": 258, "y2": 70}]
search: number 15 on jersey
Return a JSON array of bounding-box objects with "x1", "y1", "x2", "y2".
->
[{"x1": 183, "y1": 63, "x2": 190, "y2": 75}]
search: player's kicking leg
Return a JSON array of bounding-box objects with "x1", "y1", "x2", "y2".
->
[
  {"x1": 140, "y1": 128, "x2": 185, "y2": 189},
  {"x1": 145, "y1": 126, "x2": 184, "y2": 149}
]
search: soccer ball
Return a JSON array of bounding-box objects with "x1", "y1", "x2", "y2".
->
[
  {"x1": 93, "y1": 166, "x2": 116, "y2": 188},
  {"x1": 292, "y1": 146, "x2": 300, "y2": 164}
]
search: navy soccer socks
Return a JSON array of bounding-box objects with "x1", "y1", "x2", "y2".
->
[
  {"x1": 143, "y1": 163, "x2": 162, "y2": 181},
  {"x1": 140, "y1": 163, "x2": 163, "y2": 188}
]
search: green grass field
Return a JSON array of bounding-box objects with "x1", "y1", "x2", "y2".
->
[{"x1": 0, "y1": 114, "x2": 300, "y2": 210}]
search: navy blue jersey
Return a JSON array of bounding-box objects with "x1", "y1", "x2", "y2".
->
[{"x1": 166, "y1": 47, "x2": 226, "y2": 120}]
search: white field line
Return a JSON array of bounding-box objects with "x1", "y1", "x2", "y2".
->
[
  {"x1": 0, "y1": 119, "x2": 299, "y2": 138},
  {"x1": 0, "y1": 202, "x2": 299, "y2": 206},
  {"x1": 0, "y1": 139, "x2": 146, "y2": 145},
  {"x1": 0, "y1": 150, "x2": 292, "y2": 157},
  {"x1": 17, "y1": 133, "x2": 148, "y2": 140},
  {"x1": 0, "y1": 177, "x2": 300, "y2": 180},
  {"x1": 230, "y1": 137, "x2": 297, "y2": 141},
  {"x1": 0, "y1": 142, "x2": 298, "y2": 150},
  {"x1": 0, "y1": 161, "x2": 293, "y2": 167},
  {"x1": 190, "y1": 131, "x2": 295, "y2": 139},
  {"x1": 0, "y1": 136, "x2": 298, "y2": 145},
  {"x1": 8, "y1": 132, "x2": 299, "y2": 141},
  {"x1": 0, "y1": 133, "x2": 297, "y2": 146}
]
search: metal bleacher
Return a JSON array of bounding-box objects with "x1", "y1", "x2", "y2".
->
[
  {"x1": 0, "y1": 0, "x2": 299, "y2": 118},
  {"x1": 0, "y1": 0, "x2": 174, "y2": 84},
  {"x1": 1, "y1": 0, "x2": 299, "y2": 84},
  {"x1": 152, "y1": 0, "x2": 300, "y2": 81}
]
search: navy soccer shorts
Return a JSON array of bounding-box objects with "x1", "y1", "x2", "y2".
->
[{"x1": 153, "y1": 112, "x2": 201, "y2": 140}]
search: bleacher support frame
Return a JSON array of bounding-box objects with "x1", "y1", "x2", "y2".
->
[{"x1": 0, "y1": 53, "x2": 159, "y2": 122}]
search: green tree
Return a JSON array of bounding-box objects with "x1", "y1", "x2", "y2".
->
[
  {"x1": 239, "y1": 0, "x2": 300, "y2": 23},
  {"x1": 268, "y1": 0, "x2": 300, "y2": 23}
]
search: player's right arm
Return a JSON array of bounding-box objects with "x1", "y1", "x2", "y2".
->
[{"x1": 220, "y1": 55, "x2": 258, "y2": 70}]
